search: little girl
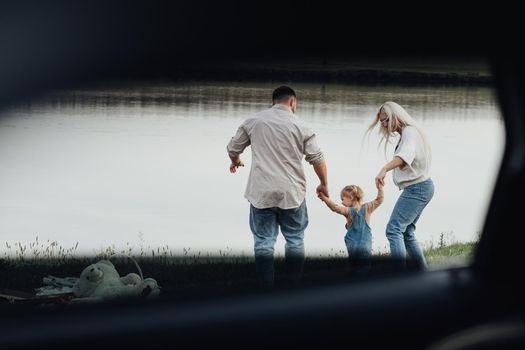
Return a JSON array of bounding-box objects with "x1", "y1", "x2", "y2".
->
[{"x1": 318, "y1": 182, "x2": 384, "y2": 274}]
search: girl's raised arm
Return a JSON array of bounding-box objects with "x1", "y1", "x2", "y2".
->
[
  {"x1": 367, "y1": 183, "x2": 385, "y2": 214},
  {"x1": 318, "y1": 193, "x2": 349, "y2": 217}
]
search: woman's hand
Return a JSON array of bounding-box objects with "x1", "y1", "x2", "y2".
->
[{"x1": 375, "y1": 167, "x2": 387, "y2": 187}]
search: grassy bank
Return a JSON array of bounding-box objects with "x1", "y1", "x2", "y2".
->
[
  {"x1": 425, "y1": 241, "x2": 476, "y2": 268},
  {"x1": 0, "y1": 240, "x2": 476, "y2": 297}
]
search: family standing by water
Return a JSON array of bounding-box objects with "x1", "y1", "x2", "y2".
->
[{"x1": 227, "y1": 86, "x2": 434, "y2": 286}]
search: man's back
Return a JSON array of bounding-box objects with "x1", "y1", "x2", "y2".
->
[
  {"x1": 227, "y1": 104, "x2": 323, "y2": 209},
  {"x1": 226, "y1": 85, "x2": 328, "y2": 287}
]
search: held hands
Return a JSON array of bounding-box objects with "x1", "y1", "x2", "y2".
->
[
  {"x1": 316, "y1": 184, "x2": 329, "y2": 199},
  {"x1": 229, "y1": 160, "x2": 244, "y2": 173},
  {"x1": 318, "y1": 192, "x2": 329, "y2": 202},
  {"x1": 375, "y1": 167, "x2": 387, "y2": 188}
]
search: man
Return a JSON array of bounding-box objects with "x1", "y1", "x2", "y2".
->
[{"x1": 227, "y1": 86, "x2": 328, "y2": 287}]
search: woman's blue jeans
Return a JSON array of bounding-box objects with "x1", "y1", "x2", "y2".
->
[
  {"x1": 249, "y1": 200, "x2": 308, "y2": 287},
  {"x1": 386, "y1": 178, "x2": 434, "y2": 270}
]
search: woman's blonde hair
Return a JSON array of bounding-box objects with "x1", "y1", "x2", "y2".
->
[
  {"x1": 340, "y1": 185, "x2": 364, "y2": 202},
  {"x1": 366, "y1": 101, "x2": 432, "y2": 159}
]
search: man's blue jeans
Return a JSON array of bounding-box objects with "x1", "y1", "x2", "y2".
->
[
  {"x1": 386, "y1": 178, "x2": 434, "y2": 270},
  {"x1": 249, "y1": 200, "x2": 308, "y2": 287}
]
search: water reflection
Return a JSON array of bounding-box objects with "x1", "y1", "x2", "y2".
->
[{"x1": 16, "y1": 82, "x2": 498, "y2": 122}]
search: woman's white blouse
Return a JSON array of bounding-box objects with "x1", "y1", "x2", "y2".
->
[{"x1": 393, "y1": 126, "x2": 431, "y2": 189}]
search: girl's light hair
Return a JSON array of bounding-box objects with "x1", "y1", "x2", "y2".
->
[
  {"x1": 365, "y1": 101, "x2": 432, "y2": 160},
  {"x1": 340, "y1": 185, "x2": 364, "y2": 202}
]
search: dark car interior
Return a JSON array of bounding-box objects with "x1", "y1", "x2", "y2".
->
[{"x1": 1, "y1": 1, "x2": 525, "y2": 349}]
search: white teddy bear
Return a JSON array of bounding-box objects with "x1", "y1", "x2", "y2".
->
[{"x1": 72, "y1": 259, "x2": 159, "y2": 302}]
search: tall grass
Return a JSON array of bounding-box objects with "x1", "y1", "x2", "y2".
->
[
  {"x1": 423, "y1": 231, "x2": 477, "y2": 268},
  {"x1": 0, "y1": 233, "x2": 477, "y2": 294}
]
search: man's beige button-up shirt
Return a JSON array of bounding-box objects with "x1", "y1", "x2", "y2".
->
[{"x1": 227, "y1": 104, "x2": 324, "y2": 209}]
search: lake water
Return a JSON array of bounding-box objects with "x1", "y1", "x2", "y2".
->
[{"x1": 0, "y1": 81, "x2": 504, "y2": 257}]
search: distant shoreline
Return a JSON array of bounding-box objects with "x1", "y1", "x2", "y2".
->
[
  {"x1": 164, "y1": 65, "x2": 492, "y2": 86},
  {"x1": 133, "y1": 57, "x2": 493, "y2": 86},
  {"x1": 56, "y1": 59, "x2": 495, "y2": 89}
]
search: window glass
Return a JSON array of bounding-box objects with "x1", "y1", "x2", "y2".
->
[{"x1": 0, "y1": 61, "x2": 504, "y2": 304}]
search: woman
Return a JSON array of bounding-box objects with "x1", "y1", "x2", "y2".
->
[{"x1": 368, "y1": 101, "x2": 434, "y2": 269}]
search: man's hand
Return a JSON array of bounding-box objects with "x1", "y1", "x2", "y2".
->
[
  {"x1": 229, "y1": 160, "x2": 244, "y2": 173},
  {"x1": 318, "y1": 192, "x2": 329, "y2": 202},
  {"x1": 316, "y1": 184, "x2": 329, "y2": 198},
  {"x1": 312, "y1": 160, "x2": 328, "y2": 199}
]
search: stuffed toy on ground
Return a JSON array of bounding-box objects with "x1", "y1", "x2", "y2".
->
[{"x1": 36, "y1": 259, "x2": 160, "y2": 303}]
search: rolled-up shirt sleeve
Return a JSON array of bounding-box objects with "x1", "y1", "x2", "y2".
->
[
  {"x1": 304, "y1": 133, "x2": 324, "y2": 165},
  {"x1": 395, "y1": 129, "x2": 416, "y2": 166},
  {"x1": 227, "y1": 125, "x2": 251, "y2": 156}
]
